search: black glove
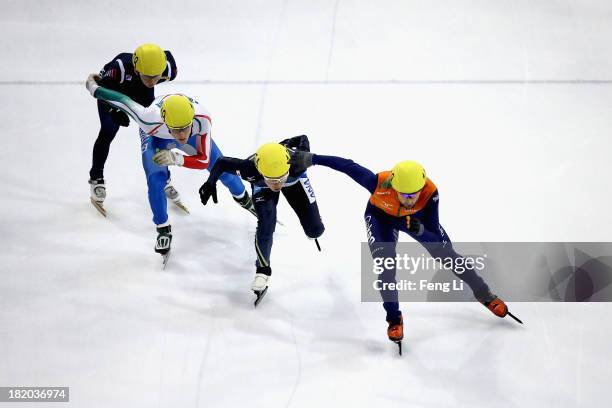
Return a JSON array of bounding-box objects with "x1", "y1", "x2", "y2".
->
[
  {"x1": 110, "y1": 108, "x2": 130, "y2": 127},
  {"x1": 199, "y1": 181, "x2": 218, "y2": 205},
  {"x1": 407, "y1": 217, "x2": 424, "y2": 236},
  {"x1": 288, "y1": 151, "x2": 313, "y2": 169},
  {"x1": 280, "y1": 135, "x2": 309, "y2": 151}
]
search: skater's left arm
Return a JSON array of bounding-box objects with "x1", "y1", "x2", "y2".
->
[{"x1": 182, "y1": 114, "x2": 213, "y2": 170}]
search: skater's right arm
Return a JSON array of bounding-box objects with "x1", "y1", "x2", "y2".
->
[
  {"x1": 312, "y1": 154, "x2": 378, "y2": 193},
  {"x1": 205, "y1": 157, "x2": 247, "y2": 185},
  {"x1": 85, "y1": 75, "x2": 160, "y2": 132},
  {"x1": 199, "y1": 157, "x2": 247, "y2": 205}
]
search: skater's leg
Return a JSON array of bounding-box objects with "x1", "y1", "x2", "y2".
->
[
  {"x1": 140, "y1": 130, "x2": 172, "y2": 226},
  {"x1": 281, "y1": 172, "x2": 325, "y2": 239},
  {"x1": 252, "y1": 186, "x2": 280, "y2": 274},
  {"x1": 90, "y1": 101, "x2": 121, "y2": 180},
  {"x1": 365, "y1": 206, "x2": 401, "y2": 322},
  {"x1": 406, "y1": 223, "x2": 491, "y2": 300}
]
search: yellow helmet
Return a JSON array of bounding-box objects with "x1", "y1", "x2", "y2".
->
[
  {"x1": 133, "y1": 43, "x2": 167, "y2": 76},
  {"x1": 161, "y1": 95, "x2": 194, "y2": 129},
  {"x1": 390, "y1": 160, "x2": 426, "y2": 194},
  {"x1": 255, "y1": 143, "x2": 290, "y2": 178}
]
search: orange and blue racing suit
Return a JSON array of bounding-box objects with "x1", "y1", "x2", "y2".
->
[{"x1": 312, "y1": 154, "x2": 492, "y2": 323}]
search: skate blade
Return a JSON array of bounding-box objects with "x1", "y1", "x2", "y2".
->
[
  {"x1": 173, "y1": 201, "x2": 190, "y2": 214},
  {"x1": 90, "y1": 197, "x2": 107, "y2": 217},
  {"x1": 161, "y1": 251, "x2": 171, "y2": 270},
  {"x1": 507, "y1": 310, "x2": 523, "y2": 324},
  {"x1": 253, "y1": 286, "x2": 268, "y2": 307},
  {"x1": 392, "y1": 340, "x2": 403, "y2": 356}
]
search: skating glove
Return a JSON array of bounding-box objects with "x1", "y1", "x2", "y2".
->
[
  {"x1": 85, "y1": 73, "x2": 101, "y2": 96},
  {"x1": 407, "y1": 216, "x2": 424, "y2": 236},
  {"x1": 199, "y1": 181, "x2": 218, "y2": 205},
  {"x1": 153, "y1": 149, "x2": 185, "y2": 166},
  {"x1": 288, "y1": 151, "x2": 313, "y2": 169}
]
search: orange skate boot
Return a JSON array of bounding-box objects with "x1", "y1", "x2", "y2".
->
[
  {"x1": 480, "y1": 292, "x2": 523, "y2": 324},
  {"x1": 387, "y1": 313, "x2": 404, "y2": 355}
]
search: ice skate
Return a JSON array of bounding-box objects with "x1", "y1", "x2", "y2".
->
[
  {"x1": 308, "y1": 237, "x2": 322, "y2": 251},
  {"x1": 233, "y1": 192, "x2": 257, "y2": 218},
  {"x1": 89, "y1": 178, "x2": 107, "y2": 217},
  {"x1": 155, "y1": 225, "x2": 172, "y2": 269},
  {"x1": 165, "y1": 180, "x2": 189, "y2": 214},
  {"x1": 252, "y1": 273, "x2": 270, "y2": 307},
  {"x1": 387, "y1": 313, "x2": 404, "y2": 355},
  {"x1": 479, "y1": 292, "x2": 523, "y2": 324}
]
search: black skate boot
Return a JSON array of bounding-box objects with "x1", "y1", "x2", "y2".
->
[
  {"x1": 155, "y1": 225, "x2": 172, "y2": 255},
  {"x1": 155, "y1": 225, "x2": 172, "y2": 269},
  {"x1": 233, "y1": 191, "x2": 257, "y2": 218}
]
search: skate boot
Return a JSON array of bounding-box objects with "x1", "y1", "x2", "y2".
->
[
  {"x1": 155, "y1": 225, "x2": 172, "y2": 254},
  {"x1": 387, "y1": 313, "x2": 404, "y2": 355},
  {"x1": 478, "y1": 290, "x2": 507, "y2": 317},
  {"x1": 387, "y1": 313, "x2": 404, "y2": 342},
  {"x1": 155, "y1": 224, "x2": 172, "y2": 269},
  {"x1": 252, "y1": 267, "x2": 271, "y2": 307},
  {"x1": 89, "y1": 178, "x2": 107, "y2": 216},
  {"x1": 165, "y1": 179, "x2": 189, "y2": 214},
  {"x1": 233, "y1": 191, "x2": 257, "y2": 218},
  {"x1": 478, "y1": 291, "x2": 522, "y2": 323},
  {"x1": 484, "y1": 298, "x2": 508, "y2": 318},
  {"x1": 252, "y1": 273, "x2": 270, "y2": 292}
]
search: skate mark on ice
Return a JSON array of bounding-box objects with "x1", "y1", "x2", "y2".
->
[
  {"x1": 195, "y1": 318, "x2": 216, "y2": 407},
  {"x1": 285, "y1": 316, "x2": 302, "y2": 408}
]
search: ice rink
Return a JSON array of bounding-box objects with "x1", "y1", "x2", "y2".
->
[{"x1": 1, "y1": 0, "x2": 612, "y2": 406}]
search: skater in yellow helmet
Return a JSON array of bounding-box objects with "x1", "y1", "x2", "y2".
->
[
  {"x1": 199, "y1": 136, "x2": 325, "y2": 306},
  {"x1": 87, "y1": 43, "x2": 178, "y2": 217},
  {"x1": 286, "y1": 151, "x2": 521, "y2": 353},
  {"x1": 85, "y1": 78, "x2": 255, "y2": 265}
]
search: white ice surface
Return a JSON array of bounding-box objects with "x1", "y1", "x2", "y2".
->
[{"x1": 1, "y1": 1, "x2": 612, "y2": 407}]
